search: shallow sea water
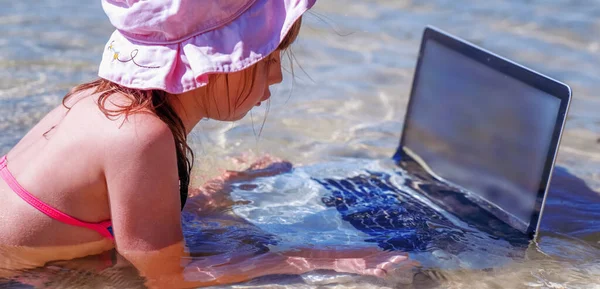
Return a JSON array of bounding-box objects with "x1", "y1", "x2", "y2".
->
[{"x1": 1, "y1": 0, "x2": 599, "y2": 288}]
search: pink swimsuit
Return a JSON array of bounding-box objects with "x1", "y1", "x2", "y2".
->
[{"x1": 0, "y1": 155, "x2": 114, "y2": 240}]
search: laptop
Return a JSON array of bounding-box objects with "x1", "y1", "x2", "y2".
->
[
  {"x1": 228, "y1": 26, "x2": 572, "y2": 256},
  {"x1": 386, "y1": 26, "x2": 572, "y2": 241}
]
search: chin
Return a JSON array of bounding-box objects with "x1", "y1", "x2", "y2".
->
[
  {"x1": 224, "y1": 112, "x2": 248, "y2": 122},
  {"x1": 209, "y1": 107, "x2": 253, "y2": 122}
]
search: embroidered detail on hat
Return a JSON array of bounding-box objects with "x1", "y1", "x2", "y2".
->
[{"x1": 107, "y1": 41, "x2": 160, "y2": 69}]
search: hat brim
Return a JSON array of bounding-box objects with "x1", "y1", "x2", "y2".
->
[{"x1": 98, "y1": 0, "x2": 316, "y2": 94}]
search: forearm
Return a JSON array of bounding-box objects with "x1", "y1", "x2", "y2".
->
[
  {"x1": 122, "y1": 244, "x2": 312, "y2": 289},
  {"x1": 125, "y1": 244, "x2": 412, "y2": 288}
]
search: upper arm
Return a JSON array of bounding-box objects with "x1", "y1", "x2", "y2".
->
[{"x1": 102, "y1": 114, "x2": 183, "y2": 253}]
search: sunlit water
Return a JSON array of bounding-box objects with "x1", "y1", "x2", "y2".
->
[{"x1": 1, "y1": 0, "x2": 599, "y2": 288}]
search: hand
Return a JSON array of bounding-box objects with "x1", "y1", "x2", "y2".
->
[
  {"x1": 184, "y1": 155, "x2": 293, "y2": 214},
  {"x1": 281, "y1": 247, "x2": 416, "y2": 279},
  {"x1": 223, "y1": 154, "x2": 293, "y2": 182}
]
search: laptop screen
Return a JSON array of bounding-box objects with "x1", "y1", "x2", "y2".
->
[{"x1": 400, "y1": 30, "x2": 566, "y2": 234}]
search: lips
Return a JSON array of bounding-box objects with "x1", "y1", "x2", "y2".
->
[
  {"x1": 262, "y1": 89, "x2": 271, "y2": 101},
  {"x1": 256, "y1": 89, "x2": 271, "y2": 106}
]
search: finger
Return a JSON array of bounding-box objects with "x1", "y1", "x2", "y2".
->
[
  {"x1": 389, "y1": 255, "x2": 408, "y2": 263},
  {"x1": 383, "y1": 259, "x2": 419, "y2": 275},
  {"x1": 365, "y1": 268, "x2": 387, "y2": 277},
  {"x1": 183, "y1": 268, "x2": 219, "y2": 282},
  {"x1": 377, "y1": 261, "x2": 395, "y2": 271}
]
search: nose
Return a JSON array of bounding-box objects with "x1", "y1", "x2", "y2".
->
[
  {"x1": 268, "y1": 51, "x2": 283, "y2": 85},
  {"x1": 269, "y1": 65, "x2": 283, "y2": 85}
]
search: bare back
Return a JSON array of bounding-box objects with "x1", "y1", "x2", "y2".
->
[{"x1": 0, "y1": 92, "x2": 118, "y2": 248}]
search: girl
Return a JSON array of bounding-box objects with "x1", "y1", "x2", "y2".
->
[{"x1": 0, "y1": 0, "x2": 410, "y2": 287}]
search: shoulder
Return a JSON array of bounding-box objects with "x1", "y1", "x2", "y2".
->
[
  {"x1": 99, "y1": 94, "x2": 176, "y2": 160},
  {"x1": 92, "y1": 93, "x2": 178, "y2": 180},
  {"x1": 108, "y1": 113, "x2": 175, "y2": 156}
]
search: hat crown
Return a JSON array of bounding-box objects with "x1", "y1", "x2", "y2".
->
[{"x1": 102, "y1": 0, "x2": 256, "y2": 43}]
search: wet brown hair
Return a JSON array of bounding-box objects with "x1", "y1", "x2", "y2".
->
[{"x1": 57, "y1": 18, "x2": 304, "y2": 209}]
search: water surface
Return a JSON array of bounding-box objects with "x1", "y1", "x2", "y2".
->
[{"x1": 1, "y1": 0, "x2": 599, "y2": 288}]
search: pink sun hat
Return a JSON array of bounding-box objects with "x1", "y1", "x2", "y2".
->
[{"x1": 98, "y1": 0, "x2": 317, "y2": 94}]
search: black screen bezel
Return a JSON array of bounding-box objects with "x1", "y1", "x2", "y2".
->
[{"x1": 393, "y1": 26, "x2": 572, "y2": 239}]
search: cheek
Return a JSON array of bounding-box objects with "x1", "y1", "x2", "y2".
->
[
  {"x1": 203, "y1": 76, "x2": 235, "y2": 118},
  {"x1": 205, "y1": 67, "x2": 269, "y2": 121},
  {"x1": 230, "y1": 66, "x2": 269, "y2": 108},
  {"x1": 228, "y1": 83, "x2": 266, "y2": 119}
]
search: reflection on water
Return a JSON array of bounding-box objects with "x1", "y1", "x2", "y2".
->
[
  {"x1": 1, "y1": 159, "x2": 599, "y2": 288},
  {"x1": 227, "y1": 158, "x2": 599, "y2": 287},
  {"x1": 182, "y1": 211, "x2": 278, "y2": 258},
  {"x1": 1, "y1": 0, "x2": 599, "y2": 288},
  {"x1": 229, "y1": 159, "x2": 523, "y2": 267}
]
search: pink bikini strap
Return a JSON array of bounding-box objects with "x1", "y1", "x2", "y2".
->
[
  {"x1": 0, "y1": 156, "x2": 6, "y2": 169},
  {"x1": 0, "y1": 156, "x2": 114, "y2": 240}
]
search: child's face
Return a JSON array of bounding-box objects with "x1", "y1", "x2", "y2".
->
[{"x1": 202, "y1": 50, "x2": 283, "y2": 121}]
